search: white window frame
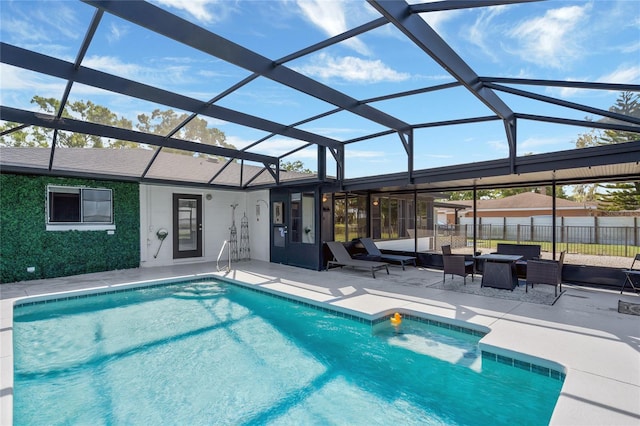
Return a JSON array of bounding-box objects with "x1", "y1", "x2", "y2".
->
[{"x1": 46, "y1": 185, "x2": 116, "y2": 231}]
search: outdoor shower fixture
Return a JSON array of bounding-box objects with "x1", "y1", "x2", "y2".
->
[
  {"x1": 256, "y1": 199, "x2": 268, "y2": 221},
  {"x1": 153, "y1": 228, "x2": 169, "y2": 258},
  {"x1": 229, "y1": 204, "x2": 239, "y2": 261}
]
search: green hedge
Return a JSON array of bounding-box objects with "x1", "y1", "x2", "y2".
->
[{"x1": 0, "y1": 174, "x2": 140, "y2": 283}]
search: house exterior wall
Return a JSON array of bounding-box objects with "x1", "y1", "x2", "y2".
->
[
  {"x1": 139, "y1": 184, "x2": 269, "y2": 268},
  {"x1": 0, "y1": 174, "x2": 140, "y2": 283}
]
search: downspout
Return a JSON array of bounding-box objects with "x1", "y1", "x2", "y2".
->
[
  {"x1": 552, "y1": 181, "x2": 557, "y2": 259},
  {"x1": 473, "y1": 186, "x2": 477, "y2": 255},
  {"x1": 414, "y1": 189, "x2": 418, "y2": 254}
]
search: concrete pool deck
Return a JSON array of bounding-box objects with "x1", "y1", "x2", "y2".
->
[{"x1": 1, "y1": 260, "x2": 639, "y2": 425}]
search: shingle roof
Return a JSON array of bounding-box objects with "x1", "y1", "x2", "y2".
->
[
  {"x1": 0, "y1": 147, "x2": 310, "y2": 187},
  {"x1": 442, "y1": 192, "x2": 597, "y2": 211}
]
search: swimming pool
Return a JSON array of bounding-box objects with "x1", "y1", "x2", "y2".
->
[{"x1": 13, "y1": 278, "x2": 563, "y2": 425}]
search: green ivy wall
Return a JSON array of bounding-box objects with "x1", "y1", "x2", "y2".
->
[{"x1": 0, "y1": 174, "x2": 140, "y2": 283}]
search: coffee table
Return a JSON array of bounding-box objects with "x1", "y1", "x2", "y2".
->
[{"x1": 475, "y1": 254, "x2": 523, "y2": 290}]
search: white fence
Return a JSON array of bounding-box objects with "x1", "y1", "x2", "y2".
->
[{"x1": 456, "y1": 216, "x2": 640, "y2": 256}]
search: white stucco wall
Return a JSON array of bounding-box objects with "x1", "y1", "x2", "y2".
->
[{"x1": 139, "y1": 184, "x2": 270, "y2": 267}]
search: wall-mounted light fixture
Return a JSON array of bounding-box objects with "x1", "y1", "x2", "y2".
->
[
  {"x1": 372, "y1": 197, "x2": 379, "y2": 206},
  {"x1": 322, "y1": 194, "x2": 328, "y2": 203}
]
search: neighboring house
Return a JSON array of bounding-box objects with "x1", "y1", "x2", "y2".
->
[{"x1": 438, "y1": 192, "x2": 599, "y2": 223}]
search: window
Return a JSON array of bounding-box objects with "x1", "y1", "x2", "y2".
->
[
  {"x1": 47, "y1": 185, "x2": 114, "y2": 230},
  {"x1": 290, "y1": 192, "x2": 315, "y2": 244},
  {"x1": 333, "y1": 194, "x2": 367, "y2": 242}
]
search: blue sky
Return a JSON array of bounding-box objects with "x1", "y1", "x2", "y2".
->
[{"x1": 1, "y1": 0, "x2": 639, "y2": 178}]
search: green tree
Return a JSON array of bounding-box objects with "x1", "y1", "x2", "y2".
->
[
  {"x1": 597, "y1": 182, "x2": 640, "y2": 211},
  {"x1": 137, "y1": 109, "x2": 232, "y2": 155},
  {"x1": 279, "y1": 160, "x2": 313, "y2": 174},
  {"x1": 447, "y1": 190, "x2": 495, "y2": 200},
  {"x1": 0, "y1": 96, "x2": 134, "y2": 148},
  {"x1": 574, "y1": 127, "x2": 603, "y2": 149},
  {"x1": 571, "y1": 128, "x2": 604, "y2": 202},
  {"x1": 447, "y1": 186, "x2": 567, "y2": 201},
  {"x1": 574, "y1": 91, "x2": 640, "y2": 210},
  {"x1": 0, "y1": 122, "x2": 48, "y2": 147},
  {"x1": 600, "y1": 91, "x2": 640, "y2": 144},
  {"x1": 1, "y1": 98, "x2": 231, "y2": 153},
  {"x1": 33, "y1": 96, "x2": 134, "y2": 148}
]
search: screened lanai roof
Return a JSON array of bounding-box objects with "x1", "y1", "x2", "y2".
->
[{"x1": 1, "y1": 0, "x2": 639, "y2": 191}]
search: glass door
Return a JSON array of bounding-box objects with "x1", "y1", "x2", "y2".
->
[
  {"x1": 173, "y1": 193, "x2": 202, "y2": 259},
  {"x1": 271, "y1": 192, "x2": 288, "y2": 264}
]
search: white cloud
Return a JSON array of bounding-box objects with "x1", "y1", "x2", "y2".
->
[
  {"x1": 408, "y1": 0, "x2": 462, "y2": 36},
  {"x1": 2, "y1": 17, "x2": 50, "y2": 43},
  {"x1": 552, "y1": 64, "x2": 640, "y2": 98},
  {"x1": 598, "y1": 64, "x2": 640, "y2": 85},
  {"x1": 296, "y1": 0, "x2": 346, "y2": 36},
  {"x1": 556, "y1": 84, "x2": 583, "y2": 99},
  {"x1": 82, "y1": 55, "x2": 199, "y2": 89},
  {"x1": 465, "y1": 6, "x2": 507, "y2": 62},
  {"x1": 222, "y1": 135, "x2": 251, "y2": 150},
  {"x1": 508, "y1": 4, "x2": 590, "y2": 69},
  {"x1": 237, "y1": 137, "x2": 312, "y2": 157},
  {"x1": 153, "y1": 0, "x2": 235, "y2": 24},
  {"x1": 488, "y1": 139, "x2": 508, "y2": 154},
  {"x1": 295, "y1": 0, "x2": 371, "y2": 55},
  {"x1": 520, "y1": 136, "x2": 573, "y2": 153},
  {"x1": 107, "y1": 22, "x2": 128, "y2": 44},
  {"x1": 0, "y1": 64, "x2": 65, "y2": 105},
  {"x1": 620, "y1": 40, "x2": 640, "y2": 54},
  {"x1": 32, "y1": 4, "x2": 81, "y2": 41},
  {"x1": 300, "y1": 126, "x2": 369, "y2": 139},
  {"x1": 294, "y1": 53, "x2": 410, "y2": 83},
  {"x1": 83, "y1": 56, "x2": 145, "y2": 79},
  {"x1": 2, "y1": 2, "x2": 80, "y2": 48},
  {"x1": 345, "y1": 149, "x2": 387, "y2": 159}
]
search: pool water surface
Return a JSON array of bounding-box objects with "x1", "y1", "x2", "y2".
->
[{"x1": 13, "y1": 279, "x2": 562, "y2": 425}]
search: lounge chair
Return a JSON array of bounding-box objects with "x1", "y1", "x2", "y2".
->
[
  {"x1": 358, "y1": 238, "x2": 416, "y2": 270},
  {"x1": 526, "y1": 251, "x2": 565, "y2": 296},
  {"x1": 326, "y1": 241, "x2": 389, "y2": 278}
]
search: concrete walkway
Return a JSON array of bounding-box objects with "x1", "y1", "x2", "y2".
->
[{"x1": 1, "y1": 261, "x2": 639, "y2": 425}]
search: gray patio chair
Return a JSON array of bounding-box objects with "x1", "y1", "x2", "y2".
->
[
  {"x1": 442, "y1": 252, "x2": 474, "y2": 285},
  {"x1": 621, "y1": 253, "x2": 640, "y2": 294},
  {"x1": 440, "y1": 244, "x2": 476, "y2": 285},
  {"x1": 358, "y1": 238, "x2": 416, "y2": 270},
  {"x1": 526, "y1": 251, "x2": 565, "y2": 297},
  {"x1": 326, "y1": 241, "x2": 389, "y2": 278}
]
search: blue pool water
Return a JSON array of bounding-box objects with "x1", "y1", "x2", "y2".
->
[{"x1": 13, "y1": 279, "x2": 562, "y2": 425}]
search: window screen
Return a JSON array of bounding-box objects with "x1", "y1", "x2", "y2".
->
[
  {"x1": 48, "y1": 186, "x2": 113, "y2": 225},
  {"x1": 82, "y1": 189, "x2": 112, "y2": 223}
]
